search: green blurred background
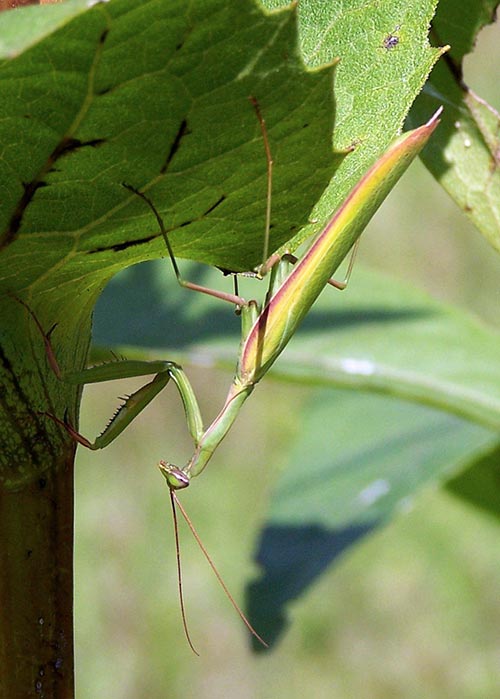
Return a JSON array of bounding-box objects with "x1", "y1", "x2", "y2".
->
[{"x1": 74, "y1": 21, "x2": 500, "y2": 699}]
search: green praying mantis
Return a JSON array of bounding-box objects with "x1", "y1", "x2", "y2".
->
[{"x1": 22, "y1": 98, "x2": 441, "y2": 652}]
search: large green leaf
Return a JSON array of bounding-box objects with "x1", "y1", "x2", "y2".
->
[
  {"x1": 409, "y1": 0, "x2": 500, "y2": 252},
  {"x1": 245, "y1": 388, "x2": 497, "y2": 648},
  {"x1": 0, "y1": 0, "x2": 445, "y2": 307},
  {"x1": 0, "y1": 0, "x2": 338, "y2": 297},
  {"x1": 261, "y1": 0, "x2": 444, "y2": 251}
]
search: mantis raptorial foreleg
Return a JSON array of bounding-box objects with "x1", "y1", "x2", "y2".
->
[
  {"x1": 15, "y1": 294, "x2": 205, "y2": 450},
  {"x1": 46, "y1": 360, "x2": 204, "y2": 451}
]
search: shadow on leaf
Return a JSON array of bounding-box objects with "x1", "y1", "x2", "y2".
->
[{"x1": 246, "y1": 521, "x2": 376, "y2": 651}]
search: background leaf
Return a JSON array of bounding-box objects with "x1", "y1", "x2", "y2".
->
[
  {"x1": 246, "y1": 388, "x2": 497, "y2": 648},
  {"x1": 0, "y1": 0, "x2": 94, "y2": 58},
  {"x1": 446, "y1": 442, "x2": 500, "y2": 519},
  {"x1": 409, "y1": 0, "x2": 500, "y2": 252},
  {"x1": 94, "y1": 261, "x2": 500, "y2": 431},
  {"x1": 93, "y1": 251, "x2": 500, "y2": 652}
]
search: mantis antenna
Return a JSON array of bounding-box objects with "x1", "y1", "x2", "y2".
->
[{"x1": 161, "y1": 462, "x2": 268, "y2": 652}]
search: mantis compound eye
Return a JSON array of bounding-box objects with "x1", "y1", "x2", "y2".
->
[{"x1": 158, "y1": 461, "x2": 190, "y2": 490}]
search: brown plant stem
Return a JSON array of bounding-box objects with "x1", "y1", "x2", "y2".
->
[{"x1": 0, "y1": 447, "x2": 75, "y2": 698}]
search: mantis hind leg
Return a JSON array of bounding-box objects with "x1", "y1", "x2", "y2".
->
[
  {"x1": 278, "y1": 238, "x2": 360, "y2": 291},
  {"x1": 327, "y1": 238, "x2": 360, "y2": 290},
  {"x1": 122, "y1": 183, "x2": 247, "y2": 307}
]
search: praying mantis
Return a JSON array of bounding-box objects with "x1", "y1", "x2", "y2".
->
[{"x1": 22, "y1": 99, "x2": 441, "y2": 651}]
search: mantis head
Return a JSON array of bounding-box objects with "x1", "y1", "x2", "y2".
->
[{"x1": 158, "y1": 461, "x2": 190, "y2": 490}]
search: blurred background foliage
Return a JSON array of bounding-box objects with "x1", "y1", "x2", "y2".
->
[{"x1": 75, "y1": 14, "x2": 500, "y2": 699}]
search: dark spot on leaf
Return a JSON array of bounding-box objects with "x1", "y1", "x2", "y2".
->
[
  {"x1": 203, "y1": 195, "x2": 225, "y2": 216},
  {"x1": 53, "y1": 137, "x2": 106, "y2": 159},
  {"x1": 4, "y1": 131, "x2": 108, "y2": 241},
  {"x1": 99, "y1": 29, "x2": 109, "y2": 44},
  {"x1": 7, "y1": 181, "x2": 47, "y2": 236},
  {"x1": 346, "y1": 140, "x2": 360, "y2": 153},
  {"x1": 160, "y1": 119, "x2": 190, "y2": 173},
  {"x1": 383, "y1": 34, "x2": 399, "y2": 49},
  {"x1": 89, "y1": 234, "x2": 158, "y2": 253}
]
